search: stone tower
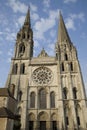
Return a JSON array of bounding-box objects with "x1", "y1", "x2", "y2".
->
[{"x1": 5, "y1": 9, "x2": 87, "y2": 130}]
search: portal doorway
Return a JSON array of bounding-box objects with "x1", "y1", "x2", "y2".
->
[
  {"x1": 40, "y1": 121, "x2": 46, "y2": 130},
  {"x1": 29, "y1": 121, "x2": 33, "y2": 130}
]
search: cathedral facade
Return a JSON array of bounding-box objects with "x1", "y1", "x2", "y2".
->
[{"x1": 1, "y1": 9, "x2": 87, "y2": 130}]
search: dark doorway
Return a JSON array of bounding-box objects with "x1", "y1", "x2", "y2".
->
[
  {"x1": 29, "y1": 121, "x2": 33, "y2": 130},
  {"x1": 52, "y1": 121, "x2": 57, "y2": 130},
  {"x1": 40, "y1": 121, "x2": 46, "y2": 130}
]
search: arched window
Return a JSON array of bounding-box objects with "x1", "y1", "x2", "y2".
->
[
  {"x1": 77, "y1": 116, "x2": 80, "y2": 126},
  {"x1": 39, "y1": 89, "x2": 46, "y2": 109},
  {"x1": 63, "y1": 87, "x2": 67, "y2": 99},
  {"x1": 19, "y1": 44, "x2": 25, "y2": 55},
  {"x1": 20, "y1": 63, "x2": 25, "y2": 74},
  {"x1": 18, "y1": 91, "x2": 22, "y2": 101},
  {"x1": 76, "y1": 106, "x2": 80, "y2": 126},
  {"x1": 17, "y1": 107, "x2": 22, "y2": 115},
  {"x1": 10, "y1": 84, "x2": 15, "y2": 96},
  {"x1": 23, "y1": 33, "x2": 25, "y2": 39},
  {"x1": 66, "y1": 116, "x2": 69, "y2": 125},
  {"x1": 27, "y1": 34, "x2": 30, "y2": 39},
  {"x1": 70, "y1": 62, "x2": 73, "y2": 71},
  {"x1": 65, "y1": 53, "x2": 68, "y2": 61},
  {"x1": 50, "y1": 92, "x2": 55, "y2": 108},
  {"x1": 61, "y1": 62, "x2": 64, "y2": 71},
  {"x1": 64, "y1": 107, "x2": 69, "y2": 126},
  {"x1": 12, "y1": 63, "x2": 18, "y2": 74},
  {"x1": 17, "y1": 33, "x2": 20, "y2": 39},
  {"x1": 73, "y1": 87, "x2": 77, "y2": 99},
  {"x1": 30, "y1": 92, "x2": 35, "y2": 108}
]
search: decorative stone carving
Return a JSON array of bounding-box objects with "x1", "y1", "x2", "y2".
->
[
  {"x1": 32, "y1": 66, "x2": 53, "y2": 85},
  {"x1": 38, "y1": 48, "x2": 49, "y2": 57}
]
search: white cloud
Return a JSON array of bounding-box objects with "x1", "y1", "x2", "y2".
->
[
  {"x1": 6, "y1": 32, "x2": 16, "y2": 41},
  {"x1": 65, "y1": 17, "x2": 75, "y2": 30},
  {"x1": 5, "y1": 28, "x2": 11, "y2": 32},
  {"x1": 70, "y1": 13, "x2": 85, "y2": 22},
  {"x1": 64, "y1": 0, "x2": 77, "y2": 3},
  {"x1": 48, "y1": 43, "x2": 55, "y2": 50},
  {"x1": 34, "y1": 18, "x2": 55, "y2": 39},
  {"x1": 65, "y1": 13, "x2": 85, "y2": 30},
  {"x1": 30, "y1": 3, "x2": 38, "y2": 12},
  {"x1": 46, "y1": 39, "x2": 52, "y2": 44},
  {"x1": 17, "y1": 16, "x2": 25, "y2": 26},
  {"x1": 34, "y1": 9, "x2": 59, "y2": 40},
  {"x1": 15, "y1": 10, "x2": 39, "y2": 27},
  {"x1": 7, "y1": 0, "x2": 27, "y2": 13},
  {"x1": 47, "y1": 43, "x2": 55, "y2": 56},
  {"x1": 0, "y1": 32, "x2": 3, "y2": 35},
  {"x1": 7, "y1": 49, "x2": 14, "y2": 63},
  {"x1": 7, "y1": 57, "x2": 11, "y2": 63},
  {"x1": 0, "y1": 29, "x2": 16, "y2": 42},
  {"x1": 0, "y1": 14, "x2": 8, "y2": 25},
  {"x1": 50, "y1": 29, "x2": 56, "y2": 38},
  {"x1": 8, "y1": 49, "x2": 13, "y2": 56},
  {"x1": 34, "y1": 40, "x2": 40, "y2": 48},
  {"x1": 43, "y1": 0, "x2": 50, "y2": 8},
  {"x1": 31, "y1": 13, "x2": 39, "y2": 21}
]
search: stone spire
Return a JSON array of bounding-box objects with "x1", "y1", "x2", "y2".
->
[
  {"x1": 24, "y1": 7, "x2": 31, "y2": 27},
  {"x1": 58, "y1": 11, "x2": 71, "y2": 44}
]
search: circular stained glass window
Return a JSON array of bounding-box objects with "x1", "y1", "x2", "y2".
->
[{"x1": 32, "y1": 67, "x2": 53, "y2": 85}]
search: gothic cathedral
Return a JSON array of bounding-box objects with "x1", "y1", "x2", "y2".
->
[{"x1": 1, "y1": 9, "x2": 87, "y2": 130}]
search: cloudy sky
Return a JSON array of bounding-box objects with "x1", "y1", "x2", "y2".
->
[{"x1": 0, "y1": 0, "x2": 87, "y2": 93}]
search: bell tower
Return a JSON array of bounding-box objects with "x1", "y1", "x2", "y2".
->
[
  {"x1": 14, "y1": 8, "x2": 33, "y2": 59},
  {"x1": 5, "y1": 8, "x2": 34, "y2": 99},
  {"x1": 55, "y1": 11, "x2": 87, "y2": 129},
  {"x1": 5, "y1": 9, "x2": 34, "y2": 130}
]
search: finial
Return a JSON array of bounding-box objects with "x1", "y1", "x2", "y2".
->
[
  {"x1": 57, "y1": 11, "x2": 71, "y2": 44},
  {"x1": 24, "y1": 6, "x2": 31, "y2": 27},
  {"x1": 28, "y1": 5, "x2": 30, "y2": 12}
]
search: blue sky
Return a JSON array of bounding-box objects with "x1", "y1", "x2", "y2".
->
[{"x1": 0, "y1": 0, "x2": 87, "y2": 93}]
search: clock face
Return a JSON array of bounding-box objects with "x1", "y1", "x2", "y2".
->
[{"x1": 32, "y1": 66, "x2": 53, "y2": 85}]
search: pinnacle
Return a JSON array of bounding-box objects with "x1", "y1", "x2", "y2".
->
[
  {"x1": 24, "y1": 7, "x2": 31, "y2": 27},
  {"x1": 58, "y1": 11, "x2": 71, "y2": 44}
]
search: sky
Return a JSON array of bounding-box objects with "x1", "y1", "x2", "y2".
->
[{"x1": 0, "y1": 0, "x2": 87, "y2": 93}]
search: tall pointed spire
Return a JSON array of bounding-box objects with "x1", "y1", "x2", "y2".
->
[
  {"x1": 24, "y1": 7, "x2": 31, "y2": 27},
  {"x1": 58, "y1": 11, "x2": 71, "y2": 44}
]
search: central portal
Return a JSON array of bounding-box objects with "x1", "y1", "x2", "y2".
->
[{"x1": 40, "y1": 121, "x2": 46, "y2": 130}]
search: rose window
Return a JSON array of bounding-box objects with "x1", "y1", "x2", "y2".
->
[{"x1": 32, "y1": 67, "x2": 53, "y2": 85}]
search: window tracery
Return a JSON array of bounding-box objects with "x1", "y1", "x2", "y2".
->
[
  {"x1": 12, "y1": 63, "x2": 18, "y2": 74},
  {"x1": 50, "y1": 92, "x2": 55, "y2": 108},
  {"x1": 30, "y1": 92, "x2": 35, "y2": 108},
  {"x1": 20, "y1": 63, "x2": 25, "y2": 74},
  {"x1": 39, "y1": 89, "x2": 46, "y2": 109},
  {"x1": 18, "y1": 43, "x2": 25, "y2": 57},
  {"x1": 32, "y1": 67, "x2": 53, "y2": 85}
]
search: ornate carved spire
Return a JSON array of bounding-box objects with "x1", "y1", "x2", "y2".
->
[
  {"x1": 24, "y1": 7, "x2": 31, "y2": 27},
  {"x1": 38, "y1": 48, "x2": 49, "y2": 57},
  {"x1": 58, "y1": 11, "x2": 71, "y2": 44}
]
